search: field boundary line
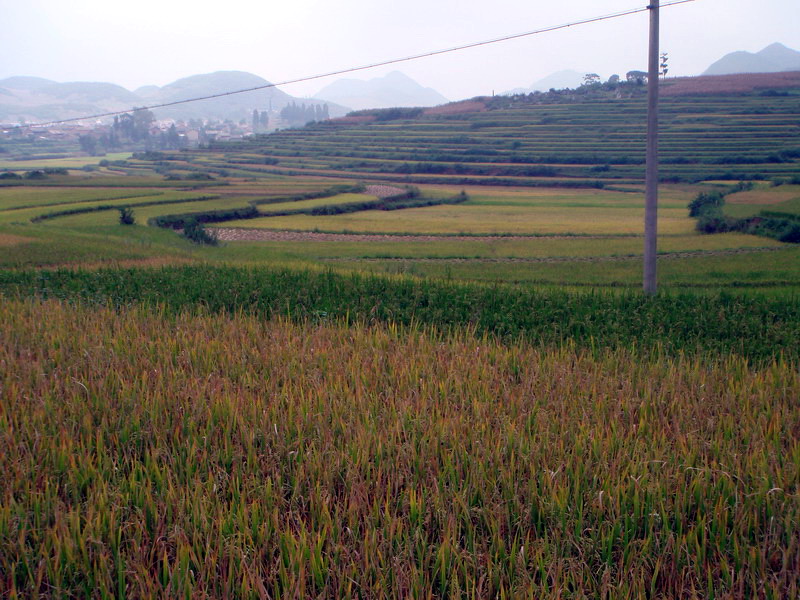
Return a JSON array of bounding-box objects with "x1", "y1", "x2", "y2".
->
[{"x1": 322, "y1": 246, "x2": 789, "y2": 263}]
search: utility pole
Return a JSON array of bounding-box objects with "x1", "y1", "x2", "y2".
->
[{"x1": 643, "y1": 0, "x2": 660, "y2": 295}]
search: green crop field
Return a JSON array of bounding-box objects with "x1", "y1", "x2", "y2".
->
[
  {"x1": 228, "y1": 203, "x2": 695, "y2": 235},
  {"x1": 0, "y1": 152, "x2": 132, "y2": 170},
  {"x1": 723, "y1": 184, "x2": 800, "y2": 218},
  {"x1": 0, "y1": 186, "x2": 156, "y2": 212},
  {"x1": 1, "y1": 80, "x2": 799, "y2": 598}
]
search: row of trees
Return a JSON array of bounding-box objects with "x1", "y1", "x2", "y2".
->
[
  {"x1": 252, "y1": 110, "x2": 269, "y2": 133},
  {"x1": 582, "y1": 54, "x2": 669, "y2": 87},
  {"x1": 280, "y1": 102, "x2": 330, "y2": 128},
  {"x1": 78, "y1": 109, "x2": 194, "y2": 155}
]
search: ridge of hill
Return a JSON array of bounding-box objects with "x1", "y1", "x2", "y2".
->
[
  {"x1": 504, "y1": 70, "x2": 587, "y2": 95},
  {"x1": 0, "y1": 76, "x2": 57, "y2": 91},
  {"x1": 314, "y1": 71, "x2": 448, "y2": 111},
  {"x1": 704, "y1": 43, "x2": 800, "y2": 76}
]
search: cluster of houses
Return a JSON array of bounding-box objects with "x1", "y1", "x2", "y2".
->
[{"x1": 1, "y1": 110, "x2": 292, "y2": 154}]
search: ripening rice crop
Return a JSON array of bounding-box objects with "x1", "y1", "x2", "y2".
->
[{"x1": 1, "y1": 298, "x2": 798, "y2": 598}]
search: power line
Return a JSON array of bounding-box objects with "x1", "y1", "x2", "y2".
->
[{"x1": 14, "y1": 0, "x2": 697, "y2": 129}]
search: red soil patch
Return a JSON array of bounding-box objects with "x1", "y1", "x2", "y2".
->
[
  {"x1": 423, "y1": 101, "x2": 487, "y2": 116},
  {"x1": 662, "y1": 71, "x2": 800, "y2": 96},
  {"x1": 727, "y1": 189, "x2": 800, "y2": 205}
]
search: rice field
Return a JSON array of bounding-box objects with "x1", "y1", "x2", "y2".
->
[
  {"x1": 0, "y1": 172, "x2": 797, "y2": 293},
  {"x1": 43, "y1": 196, "x2": 253, "y2": 228},
  {"x1": 0, "y1": 297, "x2": 798, "y2": 598},
  {"x1": 723, "y1": 185, "x2": 800, "y2": 219},
  {"x1": 1, "y1": 126, "x2": 800, "y2": 598},
  {"x1": 221, "y1": 204, "x2": 696, "y2": 235},
  {"x1": 0, "y1": 187, "x2": 157, "y2": 212},
  {"x1": 0, "y1": 152, "x2": 132, "y2": 170}
]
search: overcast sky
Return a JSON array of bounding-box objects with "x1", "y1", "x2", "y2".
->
[{"x1": 2, "y1": 0, "x2": 797, "y2": 101}]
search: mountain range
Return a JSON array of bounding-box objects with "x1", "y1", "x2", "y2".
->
[
  {"x1": 0, "y1": 71, "x2": 348, "y2": 124},
  {"x1": 2, "y1": 43, "x2": 798, "y2": 125},
  {"x1": 312, "y1": 71, "x2": 448, "y2": 111},
  {"x1": 703, "y1": 43, "x2": 800, "y2": 76}
]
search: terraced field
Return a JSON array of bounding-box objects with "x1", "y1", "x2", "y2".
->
[
  {"x1": 0, "y1": 169, "x2": 797, "y2": 293},
  {"x1": 167, "y1": 90, "x2": 800, "y2": 187}
]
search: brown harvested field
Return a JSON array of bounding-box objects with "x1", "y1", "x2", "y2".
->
[
  {"x1": 423, "y1": 100, "x2": 487, "y2": 115},
  {"x1": 364, "y1": 184, "x2": 406, "y2": 198},
  {"x1": 662, "y1": 71, "x2": 800, "y2": 96},
  {"x1": 0, "y1": 233, "x2": 35, "y2": 247}
]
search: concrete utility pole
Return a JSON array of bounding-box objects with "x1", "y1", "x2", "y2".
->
[{"x1": 643, "y1": 1, "x2": 660, "y2": 295}]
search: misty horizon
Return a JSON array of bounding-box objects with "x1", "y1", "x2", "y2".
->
[{"x1": 3, "y1": 0, "x2": 798, "y2": 103}]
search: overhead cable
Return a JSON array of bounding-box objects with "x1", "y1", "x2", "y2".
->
[{"x1": 14, "y1": 0, "x2": 697, "y2": 129}]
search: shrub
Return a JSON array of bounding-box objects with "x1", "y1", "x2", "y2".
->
[
  {"x1": 185, "y1": 172, "x2": 215, "y2": 180},
  {"x1": 182, "y1": 219, "x2": 218, "y2": 245},
  {"x1": 688, "y1": 192, "x2": 724, "y2": 217},
  {"x1": 779, "y1": 223, "x2": 800, "y2": 243},
  {"x1": 696, "y1": 214, "x2": 737, "y2": 233},
  {"x1": 118, "y1": 207, "x2": 135, "y2": 225}
]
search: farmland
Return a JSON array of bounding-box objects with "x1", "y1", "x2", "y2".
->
[
  {"x1": 1, "y1": 76, "x2": 800, "y2": 598},
  {"x1": 1, "y1": 295, "x2": 798, "y2": 598},
  {"x1": 174, "y1": 83, "x2": 800, "y2": 187}
]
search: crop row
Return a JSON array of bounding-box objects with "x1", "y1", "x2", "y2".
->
[{"x1": 1, "y1": 265, "x2": 798, "y2": 363}]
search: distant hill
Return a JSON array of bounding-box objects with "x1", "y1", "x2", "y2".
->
[
  {"x1": 504, "y1": 70, "x2": 588, "y2": 95},
  {"x1": 39, "y1": 81, "x2": 141, "y2": 104},
  {"x1": 146, "y1": 71, "x2": 299, "y2": 121},
  {"x1": 0, "y1": 76, "x2": 56, "y2": 91},
  {"x1": 0, "y1": 71, "x2": 348, "y2": 124},
  {"x1": 704, "y1": 43, "x2": 800, "y2": 75},
  {"x1": 133, "y1": 85, "x2": 160, "y2": 98},
  {"x1": 314, "y1": 71, "x2": 448, "y2": 111}
]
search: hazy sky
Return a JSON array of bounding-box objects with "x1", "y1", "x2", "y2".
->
[{"x1": 2, "y1": 0, "x2": 798, "y2": 101}]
